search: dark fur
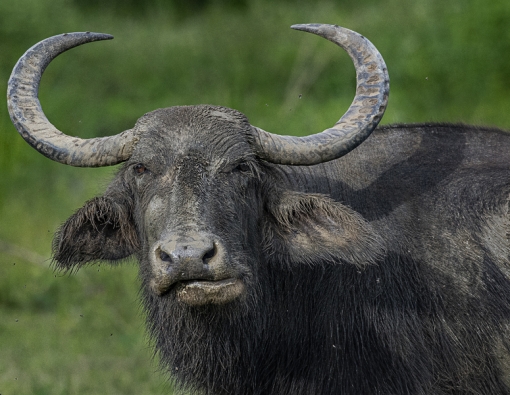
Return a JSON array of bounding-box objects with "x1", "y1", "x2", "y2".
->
[{"x1": 53, "y1": 107, "x2": 510, "y2": 394}]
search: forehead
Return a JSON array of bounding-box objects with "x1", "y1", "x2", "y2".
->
[{"x1": 131, "y1": 105, "x2": 254, "y2": 160}]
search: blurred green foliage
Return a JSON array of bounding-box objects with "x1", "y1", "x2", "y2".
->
[{"x1": 2, "y1": 0, "x2": 510, "y2": 393}]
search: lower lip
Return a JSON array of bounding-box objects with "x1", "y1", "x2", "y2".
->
[
  {"x1": 176, "y1": 278, "x2": 245, "y2": 305},
  {"x1": 182, "y1": 278, "x2": 238, "y2": 290}
]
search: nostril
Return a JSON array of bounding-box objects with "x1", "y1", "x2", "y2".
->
[
  {"x1": 160, "y1": 250, "x2": 172, "y2": 263},
  {"x1": 202, "y1": 244, "x2": 216, "y2": 265}
]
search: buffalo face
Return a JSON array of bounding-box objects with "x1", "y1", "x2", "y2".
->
[{"x1": 130, "y1": 106, "x2": 262, "y2": 306}]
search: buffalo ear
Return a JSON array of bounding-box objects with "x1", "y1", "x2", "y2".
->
[
  {"x1": 264, "y1": 190, "x2": 384, "y2": 267},
  {"x1": 53, "y1": 195, "x2": 139, "y2": 271}
]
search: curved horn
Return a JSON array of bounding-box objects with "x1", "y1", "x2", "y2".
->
[
  {"x1": 253, "y1": 24, "x2": 389, "y2": 165},
  {"x1": 7, "y1": 32, "x2": 138, "y2": 167}
]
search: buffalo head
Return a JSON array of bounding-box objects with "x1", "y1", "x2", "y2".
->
[{"x1": 7, "y1": 24, "x2": 388, "y2": 308}]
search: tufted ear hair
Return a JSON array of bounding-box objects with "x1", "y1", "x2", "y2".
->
[
  {"x1": 52, "y1": 191, "x2": 139, "y2": 272},
  {"x1": 263, "y1": 190, "x2": 384, "y2": 268}
]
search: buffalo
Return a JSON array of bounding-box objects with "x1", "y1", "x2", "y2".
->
[{"x1": 8, "y1": 24, "x2": 510, "y2": 394}]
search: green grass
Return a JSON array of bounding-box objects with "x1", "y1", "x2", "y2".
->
[
  {"x1": 0, "y1": 260, "x2": 173, "y2": 394},
  {"x1": 2, "y1": 0, "x2": 510, "y2": 393}
]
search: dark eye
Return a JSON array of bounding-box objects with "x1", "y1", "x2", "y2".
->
[
  {"x1": 133, "y1": 163, "x2": 147, "y2": 175},
  {"x1": 233, "y1": 162, "x2": 251, "y2": 173}
]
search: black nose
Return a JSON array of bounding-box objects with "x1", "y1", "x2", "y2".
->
[
  {"x1": 158, "y1": 238, "x2": 216, "y2": 266},
  {"x1": 151, "y1": 233, "x2": 224, "y2": 296}
]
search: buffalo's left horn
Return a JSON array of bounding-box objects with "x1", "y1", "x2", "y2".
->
[
  {"x1": 252, "y1": 24, "x2": 389, "y2": 165},
  {"x1": 7, "y1": 32, "x2": 138, "y2": 167}
]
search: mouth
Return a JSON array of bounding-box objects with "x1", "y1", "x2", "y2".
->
[{"x1": 175, "y1": 278, "x2": 245, "y2": 306}]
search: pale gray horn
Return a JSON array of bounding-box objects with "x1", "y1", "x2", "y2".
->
[
  {"x1": 7, "y1": 32, "x2": 138, "y2": 167},
  {"x1": 252, "y1": 24, "x2": 389, "y2": 165}
]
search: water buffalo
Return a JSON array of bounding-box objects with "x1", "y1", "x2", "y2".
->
[{"x1": 8, "y1": 24, "x2": 510, "y2": 394}]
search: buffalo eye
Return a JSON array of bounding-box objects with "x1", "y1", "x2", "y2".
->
[
  {"x1": 233, "y1": 162, "x2": 251, "y2": 173},
  {"x1": 133, "y1": 163, "x2": 148, "y2": 175}
]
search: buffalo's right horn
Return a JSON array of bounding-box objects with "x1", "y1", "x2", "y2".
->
[{"x1": 7, "y1": 32, "x2": 138, "y2": 167}]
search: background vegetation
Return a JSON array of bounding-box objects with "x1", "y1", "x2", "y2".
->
[{"x1": 1, "y1": 0, "x2": 510, "y2": 393}]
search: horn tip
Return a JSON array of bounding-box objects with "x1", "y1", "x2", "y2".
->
[
  {"x1": 291, "y1": 23, "x2": 320, "y2": 32},
  {"x1": 291, "y1": 23, "x2": 343, "y2": 38},
  {"x1": 60, "y1": 32, "x2": 114, "y2": 41},
  {"x1": 85, "y1": 32, "x2": 114, "y2": 41}
]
